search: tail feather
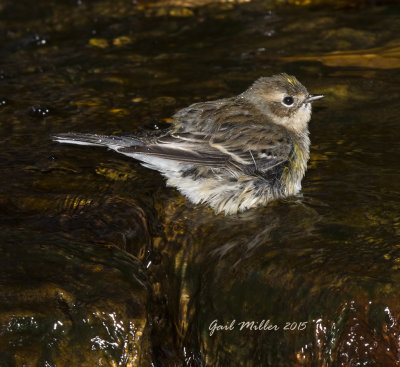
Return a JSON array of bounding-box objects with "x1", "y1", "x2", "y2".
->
[
  {"x1": 52, "y1": 133, "x2": 143, "y2": 149},
  {"x1": 53, "y1": 132, "x2": 187, "y2": 173}
]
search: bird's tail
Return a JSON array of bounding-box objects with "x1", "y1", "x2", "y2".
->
[{"x1": 52, "y1": 133, "x2": 143, "y2": 149}]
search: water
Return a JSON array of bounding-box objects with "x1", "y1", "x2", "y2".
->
[{"x1": 1, "y1": 0, "x2": 400, "y2": 365}]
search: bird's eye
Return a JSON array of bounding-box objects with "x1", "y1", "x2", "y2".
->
[{"x1": 282, "y1": 96, "x2": 294, "y2": 106}]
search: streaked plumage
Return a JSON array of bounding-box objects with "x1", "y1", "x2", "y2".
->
[{"x1": 53, "y1": 73, "x2": 324, "y2": 215}]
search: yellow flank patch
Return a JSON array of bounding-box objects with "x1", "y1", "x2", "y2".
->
[
  {"x1": 281, "y1": 165, "x2": 291, "y2": 186},
  {"x1": 290, "y1": 143, "x2": 303, "y2": 169}
]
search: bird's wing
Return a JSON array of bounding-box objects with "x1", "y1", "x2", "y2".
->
[
  {"x1": 117, "y1": 132, "x2": 228, "y2": 166},
  {"x1": 118, "y1": 124, "x2": 293, "y2": 173},
  {"x1": 209, "y1": 123, "x2": 293, "y2": 173}
]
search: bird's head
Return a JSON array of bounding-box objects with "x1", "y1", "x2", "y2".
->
[{"x1": 242, "y1": 73, "x2": 324, "y2": 133}]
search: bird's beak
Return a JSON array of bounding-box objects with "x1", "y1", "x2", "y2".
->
[{"x1": 305, "y1": 94, "x2": 325, "y2": 103}]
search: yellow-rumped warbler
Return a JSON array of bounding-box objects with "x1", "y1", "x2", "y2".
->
[{"x1": 53, "y1": 74, "x2": 324, "y2": 215}]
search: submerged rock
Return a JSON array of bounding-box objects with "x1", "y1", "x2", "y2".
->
[{"x1": 0, "y1": 231, "x2": 152, "y2": 366}]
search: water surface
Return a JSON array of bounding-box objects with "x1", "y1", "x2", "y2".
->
[{"x1": 1, "y1": 0, "x2": 400, "y2": 365}]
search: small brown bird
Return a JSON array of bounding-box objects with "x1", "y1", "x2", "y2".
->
[{"x1": 53, "y1": 73, "x2": 324, "y2": 215}]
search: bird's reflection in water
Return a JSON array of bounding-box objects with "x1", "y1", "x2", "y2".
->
[{"x1": 149, "y1": 193, "x2": 322, "y2": 364}]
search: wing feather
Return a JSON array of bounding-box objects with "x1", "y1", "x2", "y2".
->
[{"x1": 118, "y1": 124, "x2": 293, "y2": 174}]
